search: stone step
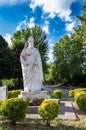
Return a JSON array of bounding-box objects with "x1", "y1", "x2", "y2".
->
[
  {"x1": 27, "y1": 99, "x2": 60, "y2": 114},
  {"x1": 18, "y1": 91, "x2": 50, "y2": 100}
]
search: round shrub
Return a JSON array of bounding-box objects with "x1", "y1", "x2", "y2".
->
[
  {"x1": 7, "y1": 90, "x2": 21, "y2": 99},
  {"x1": 69, "y1": 88, "x2": 86, "y2": 98},
  {"x1": 69, "y1": 90, "x2": 75, "y2": 97},
  {"x1": 74, "y1": 88, "x2": 86, "y2": 97},
  {"x1": 75, "y1": 92, "x2": 86, "y2": 110},
  {"x1": 1, "y1": 98, "x2": 27, "y2": 123},
  {"x1": 38, "y1": 99, "x2": 60, "y2": 126},
  {"x1": 53, "y1": 90, "x2": 62, "y2": 99}
]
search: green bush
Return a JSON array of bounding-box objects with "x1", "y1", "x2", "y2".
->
[
  {"x1": 53, "y1": 90, "x2": 62, "y2": 98},
  {"x1": 1, "y1": 98, "x2": 27, "y2": 123},
  {"x1": 2, "y1": 78, "x2": 19, "y2": 90},
  {"x1": 69, "y1": 88, "x2": 86, "y2": 98},
  {"x1": 75, "y1": 92, "x2": 86, "y2": 110},
  {"x1": 69, "y1": 90, "x2": 75, "y2": 97},
  {"x1": 38, "y1": 99, "x2": 60, "y2": 126},
  {"x1": 7, "y1": 90, "x2": 21, "y2": 99},
  {"x1": 74, "y1": 88, "x2": 86, "y2": 97}
]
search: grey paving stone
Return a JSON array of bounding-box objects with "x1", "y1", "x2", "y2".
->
[
  {"x1": 26, "y1": 101, "x2": 77, "y2": 120},
  {"x1": 58, "y1": 101, "x2": 77, "y2": 120}
]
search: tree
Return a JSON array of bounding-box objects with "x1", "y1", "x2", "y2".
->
[
  {"x1": 77, "y1": 2, "x2": 86, "y2": 45},
  {"x1": 53, "y1": 35, "x2": 71, "y2": 84},
  {"x1": 69, "y1": 26, "x2": 83, "y2": 84},
  {"x1": 0, "y1": 35, "x2": 12, "y2": 80},
  {"x1": 45, "y1": 63, "x2": 55, "y2": 84},
  {"x1": 77, "y1": 2, "x2": 86, "y2": 74},
  {"x1": 53, "y1": 29, "x2": 84, "y2": 85},
  {"x1": 53, "y1": 2, "x2": 86, "y2": 85}
]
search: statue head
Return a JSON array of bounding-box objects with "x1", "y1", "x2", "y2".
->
[{"x1": 28, "y1": 36, "x2": 34, "y2": 48}]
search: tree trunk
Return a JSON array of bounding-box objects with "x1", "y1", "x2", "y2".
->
[{"x1": 46, "y1": 120, "x2": 50, "y2": 126}]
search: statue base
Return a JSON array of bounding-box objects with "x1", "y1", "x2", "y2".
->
[{"x1": 18, "y1": 91, "x2": 50, "y2": 100}]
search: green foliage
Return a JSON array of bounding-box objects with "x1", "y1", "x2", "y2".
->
[
  {"x1": 53, "y1": 26, "x2": 84, "y2": 85},
  {"x1": 69, "y1": 88, "x2": 86, "y2": 98},
  {"x1": 53, "y1": 35, "x2": 72, "y2": 84},
  {"x1": 45, "y1": 63, "x2": 55, "y2": 84},
  {"x1": 0, "y1": 35, "x2": 12, "y2": 79},
  {"x1": 53, "y1": 2, "x2": 86, "y2": 85},
  {"x1": 75, "y1": 91, "x2": 86, "y2": 110},
  {"x1": 7, "y1": 90, "x2": 21, "y2": 99},
  {"x1": 74, "y1": 88, "x2": 86, "y2": 98},
  {"x1": 1, "y1": 98, "x2": 27, "y2": 123},
  {"x1": 2, "y1": 78, "x2": 19, "y2": 90},
  {"x1": 38, "y1": 99, "x2": 60, "y2": 126},
  {"x1": 53, "y1": 90, "x2": 62, "y2": 99},
  {"x1": 69, "y1": 90, "x2": 75, "y2": 97},
  {"x1": 77, "y1": 2, "x2": 86, "y2": 45},
  {"x1": 0, "y1": 101, "x2": 3, "y2": 113}
]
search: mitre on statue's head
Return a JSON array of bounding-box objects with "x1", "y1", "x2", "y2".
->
[{"x1": 28, "y1": 36, "x2": 34, "y2": 43}]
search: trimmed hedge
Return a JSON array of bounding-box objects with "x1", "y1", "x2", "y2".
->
[
  {"x1": 53, "y1": 90, "x2": 62, "y2": 99},
  {"x1": 75, "y1": 92, "x2": 86, "y2": 110},
  {"x1": 1, "y1": 98, "x2": 27, "y2": 123},
  {"x1": 69, "y1": 90, "x2": 75, "y2": 97},
  {"x1": 38, "y1": 99, "x2": 60, "y2": 126},
  {"x1": 7, "y1": 90, "x2": 21, "y2": 99},
  {"x1": 69, "y1": 88, "x2": 86, "y2": 98}
]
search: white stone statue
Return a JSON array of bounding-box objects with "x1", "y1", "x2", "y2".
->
[{"x1": 20, "y1": 36, "x2": 43, "y2": 92}]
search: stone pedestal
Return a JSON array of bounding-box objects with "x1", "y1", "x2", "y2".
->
[{"x1": 18, "y1": 91, "x2": 50, "y2": 100}]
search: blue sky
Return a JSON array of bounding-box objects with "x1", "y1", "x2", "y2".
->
[{"x1": 0, "y1": 0, "x2": 85, "y2": 62}]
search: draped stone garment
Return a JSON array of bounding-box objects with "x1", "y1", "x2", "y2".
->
[{"x1": 20, "y1": 47, "x2": 43, "y2": 92}]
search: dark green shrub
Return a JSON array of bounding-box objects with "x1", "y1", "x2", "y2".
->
[
  {"x1": 7, "y1": 90, "x2": 21, "y2": 99},
  {"x1": 38, "y1": 99, "x2": 60, "y2": 126},
  {"x1": 75, "y1": 92, "x2": 86, "y2": 110},
  {"x1": 1, "y1": 98, "x2": 27, "y2": 123},
  {"x1": 53, "y1": 90, "x2": 62, "y2": 98}
]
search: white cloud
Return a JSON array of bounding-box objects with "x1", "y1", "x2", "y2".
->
[
  {"x1": 67, "y1": 33, "x2": 71, "y2": 37},
  {"x1": 4, "y1": 33, "x2": 12, "y2": 47},
  {"x1": 0, "y1": 0, "x2": 28, "y2": 6},
  {"x1": 65, "y1": 21, "x2": 76, "y2": 32},
  {"x1": 16, "y1": 16, "x2": 35, "y2": 31},
  {"x1": 28, "y1": 17, "x2": 35, "y2": 28},
  {"x1": 30, "y1": 0, "x2": 76, "y2": 21},
  {"x1": 16, "y1": 20, "x2": 27, "y2": 31},
  {"x1": 30, "y1": 17, "x2": 34, "y2": 23},
  {"x1": 42, "y1": 21, "x2": 49, "y2": 34}
]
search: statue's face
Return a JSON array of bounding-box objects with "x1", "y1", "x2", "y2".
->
[{"x1": 28, "y1": 36, "x2": 34, "y2": 48}]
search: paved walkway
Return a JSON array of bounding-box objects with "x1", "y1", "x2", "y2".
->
[
  {"x1": 26, "y1": 101, "x2": 77, "y2": 120},
  {"x1": 58, "y1": 101, "x2": 76, "y2": 120},
  {"x1": 0, "y1": 101, "x2": 77, "y2": 120},
  {"x1": 0, "y1": 86, "x2": 77, "y2": 120},
  {"x1": 43, "y1": 85, "x2": 69, "y2": 98}
]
